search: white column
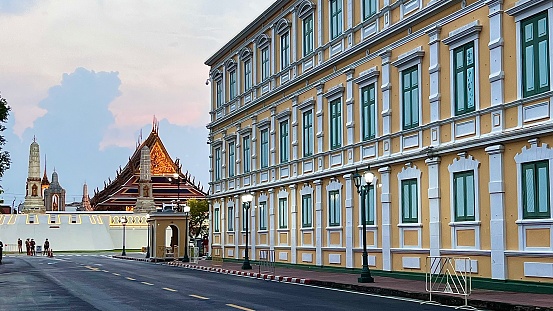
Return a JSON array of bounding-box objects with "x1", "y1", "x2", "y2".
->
[
  {"x1": 317, "y1": 0, "x2": 323, "y2": 65},
  {"x1": 488, "y1": 0, "x2": 505, "y2": 133},
  {"x1": 344, "y1": 173, "x2": 354, "y2": 268},
  {"x1": 315, "y1": 179, "x2": 323, "y2": 266},
  {"x1": 345, "y1": 69, "x2": 355, "y2": 148},
  {"x1": 220, "y1": 200, "x2": 226, "y2": 257},
  {"x1": 427, "y1": 26, "x2": 441, "y2": 146},
  {"x1": 234, "y1": 195, "x2": 239, "y2": 259},
  {"x1": 290, "y1": 184, "x2": 298, "y2": 264},
  {"x1": 268, "y1": 188, "x2": 276, "y2": 251},
  {"x1": 425, "y1": 157, "x2": 441, "y2": 258},
  {"x1": 235, "y1": 125, "x2": 242, "y2": 176},
  {"x1": 270, "y1": 107, "x2": 276, "y2": 168},
  {"x1": 380, "y1": 51, "x2": 392, "y2": 157},
  {"x1": 251, "y1": 193, "x2": 257, "y2": 260},
  {"x1": 292, "y1": 96, "x2": 299, "y2": 165},
  {"x1": 271, "y1": 26, "x2": 276, "y2": 90},
  {"x1": 251, "y1": 117, "x2": 258, "y2": 174},
  {"x1": 379, "y1": 166, "x2": 392, "y2": 271},
  {"x1": 486, "y1": 144, "x2": 506, "y2": 280},
  {"x1": 316, "y1": 83, "x2": 324, "y2": 172},
  {"x1": 253, "y1": 43, "x2": 258, "y2": 100}
]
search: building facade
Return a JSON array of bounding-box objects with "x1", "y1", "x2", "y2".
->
[{"x1": 205, "y1": 0, "x2": 553, "y2": 283}]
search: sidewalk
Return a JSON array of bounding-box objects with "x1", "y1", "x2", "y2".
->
[{"x1": 114, "y1": 253, "x2": 553, "y2": 311}]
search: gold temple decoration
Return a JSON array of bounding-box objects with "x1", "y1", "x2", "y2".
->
[{"x1": 150, "y1": 141, "x2": 175, "y2": 175}]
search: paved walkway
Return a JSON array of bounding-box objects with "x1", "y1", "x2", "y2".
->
[{"x1": 113, "y1": 253, "x2": 553, "y2": 311}]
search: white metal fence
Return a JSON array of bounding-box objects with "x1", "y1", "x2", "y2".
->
[{"x1": 425, "y1": 256, "x2": 474, "y2": 308}]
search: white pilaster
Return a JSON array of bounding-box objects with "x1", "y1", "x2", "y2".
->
[
  {"x1": 234, "y1": 195, "x2": 239, "y2": 259},
  {"x1": 344, "y1": 173, "x2": 354, "y2": 268},
  {"x1": 316, "y1": 83, "x2": 325, "y2": 172},
  {"x1": 486, "y1": 144, "x2": 507, "y2": 280},
  {"x1": 251, "y1": 117, "x2": 258, "y2": 174},
  {"x1": 292, "y1": 96, "x2": 299, "y2": 165},
  {"x1": 290, "y1": 184, "x2": 298, "y2": 264},
  {"x1": 345, "y1": 69, "x2": 355, "y2": 146},
  {"x1": 427, "y1": 26, "x2": 441, "y2": 146},
  {"x1": 235, "y1": 125, "x2": 241, "y2": 176},
  {"x1": 488, "y1": 0, "x2": 505, "y2": 133},
  {"x1": 270, "y1": 107, "x2": 276, "y2": 168},
  {"x1": 269, "y1": 188, "x2": 276, "y2": 251},
  {"x1": 425, "y1": 157, "x2": 441, "y2": 258},
  {"x1": 380, "y1": 51, "x2": 392, "y2": 157},
  {"x1": 379, "y1": 166, "x2": 392, "y2": 271},
  {"x1": 315, "y1": 179, "x2": 323, "y2": 266},
  {"x1": 251, "y1": 193, "x2": 257, "y2": 260},
  {"x1": 317, "y1": 0, "x2": 323, "y2": 65}
]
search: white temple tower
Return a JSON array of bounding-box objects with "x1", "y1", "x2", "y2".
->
[
  {"x1": 81, "y1": 182, "x2": 92, "y2": 211},
  {"x1": 134, "y1": 146, "x2": 155, "y2": 213},
  {"x1": 22, "y1": 138, "x2": 46, "y2": 213}
]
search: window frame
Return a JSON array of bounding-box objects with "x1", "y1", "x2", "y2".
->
[
  {"x1": 401, "y1": 178, "x2": 418, "y2": 223},
  {"x1": 453, "y1": 170, "x2": 476, "y2": 222},
  {"x1": 216, "y1": 81, "x2": 223, "y2": 108},
  {"x1": 243, "y1": 136, "x2": 251, "y2": 173},
  {"x1": 361, "y1": 83, "x2": 376, "y2": 140},
  {"x1": 228, "y1": 141, "x2": 235, "y2": 177},
  {"x1": 303, "y1": 14, "x2": 314, "y2": 57},
  {"x1": 330, "y1": 0, "x2": 343, "y2": 40},
  {"x1": 329, "y1": 97, "x2": 342, "y2": 150},
  {"x1": 214, "y1": 207, "x2": 220, "y2": 232},
  {"x1": 522, "y1": 160, "x2": 550, "y2": 219},
  {"x1": 328, "y1": 189, "x2": 341, "y2": 226},
  {"x1": 244, "y1": 60, "x2": 252, "y2": 91},
  {"x1": 363, "y1": 0, "x2": 377, "y2": 21},
  {"x1": 279, "y1": 197, "x2": 288, "y2": 229},
  {"x1": 229, "y1": 70, "x2": 237, "y2": 100},
  {"x1": 260, "y1": 128, "x2": 269, "y2": 168},
  {"x1": 302, "y1": 194, "x2": 313, "y2": 228},
  {"x1": 281, "y1": 32, "x2": 290, "y2": 70},
  {"x1": 280, "y1": 119, "x2": 289, "y2": 163},
  {"x1": 227, "y1": 205, "x2": 234, "y2": 231},
  {"x1": 258, "y1": 201, "x2": 267, "y2": 230},
  {"x1": 362, "y1": 184, "x2": 375, "y2": 225},
  {"x1": 261, "y1": 47, "x2": 270, "y2": 81},
  {"x1": 453, "y1": 42, "x2": 476, "y2": 115},
  {"x1": 214, "y1": 147, "x2": 221, "y2": 181},
  {"x1": 303, "y1": 109, "x2": 314, "y2": 157},
  {"x1": 521, "y1": 12, "x2": 550, "y2": 97},
  {"x1": 401, "y1": 66, "x2": 419, "y2": 130}
]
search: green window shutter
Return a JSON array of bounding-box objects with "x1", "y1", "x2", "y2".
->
[
  {"x1": 363, "y1": 185, "x2": 375, "y2": 225},
  {"x1": 454, "y1": 171, "x2": 475, "y2": 221},
  {"x1": 228, "y1": 206, "x2": 234, "y2": 231},
  {"x1": 330, "y1": 98, "x2": 342, "y2": 150},
  {"x1": 279, "y1": 198, "x2": 288, "y2": 228},
  {"x1": 281, "y1": 33, "x2": 290, "y2": 69},
  {"x1": 228, "y1": 142, "x2": 235, "y2": 177},
  {"x1": 215, "y1": 147, "x2": 221, "y2": 181},
  {"x1": 302, "y1": 194, "x2": 312, "y2": 227},
  {"x1": 361, "y1": 84, "x2": 376, "y2": 140},
  {"x1": 402, "y1": 66, "x2": 419, "y2": 130},
  {"x1": 303, "y1": 15, "x2": 313, "y2": 56},
  {"x1": 363, "y1": 0, "x2": 377, "y2": 20},
  {"x1": 330, "y1": 0, "x2": 342, "y2": 40},
  {"x1": 329, "y1": 190, "x2": 341, "y2": 226},
  {"x1": 402, "y1": 179, "x2": 418, "y2": 223},
  {"x1": 303, "y1": 110, "x2": 313, "y2": 157},
  {"x1": 280, "y1": 120, "x2": 289, "y2": 163},
  {"x1": 522, "y1": 161, "x2": 550, "y2": 219},
  {"x1": 229, "y1": 70, "x2": 236, "y2": 100},
  {"x1": 244, "y1": 61, "x2": 251, "y2": 91},
  {"x1": 260, "y1": 129, "x2": 269, "y2": 168},
  {"x1": 259, "y1": 202, "x2": 267, "y2": 230},
  {"x1": 454, "y1": 42, "x2": 475, "y2": 115},
  {"x1": 243, "y1": 136, "x2": 250, "y2": 173},
  {"x1": 214, "y1": 209, "x2": 220, "y2": 232},
  {"x1": 522, "y1": 12, "x2": 550, "y2": 97},
  {"x1": 262, "y1": 47, "x2": 270, "y2": 81}
]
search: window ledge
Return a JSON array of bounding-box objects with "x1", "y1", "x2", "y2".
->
[
  {"x1": 257, "y1": 229, "x2": 268, "y2": 233},
  {"x1": 277, "y1": 228, "x2": 289, "y2": 232},
  {"x1": 326, "y1": 226, "x2": 343, "y2": 231},
  {"x1": 448, "y1": 221, "x2": 481, "y2": 227},
  {"x1": 397, "y1": 223, "x2": 422, "y2": 228},
  {"x1": 225, "y1": 230, "x2": 236, "y2": 234},
  {"x1": 356, "y1": 225, "x2": 378, "y2": 229},
  {"x1": 515, "y1": 219, "x2": 553, "y2": 225},
  {"x1": 300, "y1": 227, "x2": 314, "y2": 231}
]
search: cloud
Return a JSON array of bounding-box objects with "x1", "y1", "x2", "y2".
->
[{"x1": 0, "y1": 0, "x2": 37, "y2": 15}]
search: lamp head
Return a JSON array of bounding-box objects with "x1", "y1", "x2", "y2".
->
[
  {"x1": 121, "y1": 216, "x2": 127, "y2": 224},
  {"x1": 173, "y1": 173, "x2": 179, "y2": 179},
  {"x1": 353, "y1": 168, "x2": 362, "y2": 189},
  {"x1": 242, "y1": 193, "x2": 253, "y2": 203},
  {"x1": 364, "y1": 171, "x2": 375, "y2": 185},
  {"x1": 182, "y1": 204, "x2": 190, "y2": 213}
]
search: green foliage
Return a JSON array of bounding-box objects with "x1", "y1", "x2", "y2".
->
[
  {"x1": 188, "y1": 199, "x2": 209, "y2": 238},
  {"x1": 0, "y1": 94, "x2": 10, "y2": 181}
]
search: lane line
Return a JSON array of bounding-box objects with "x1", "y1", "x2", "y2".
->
[
  {"x1": 125, "y1": 277, "x2": 136, "y2": 281},
  {"x1": 141, "y1": 282, "x2": 154, "y2": 286},
  {"x1": 112, "y1": 273, "x2": 120, "y2": 276},
  {"x1": 226, "y1": 304, "x2": 255, "y2": 311},
  {"x1": 163, "y1": 287, "x2": 177, "y2": 292},
  {"x1": 189, "y1": 294, "x2": 209, "y2": 300}
]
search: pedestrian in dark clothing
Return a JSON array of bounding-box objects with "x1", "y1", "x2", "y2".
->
[
  {"x1": 17, "y1": 238, "x2": 22, "y2": 253},
  {"x1": 25, "y1": 239, "x2": 30, "y2": 256},
  {"x1": 43, "y1": 239, "x2": 50, "y2": 256},
  {"x1": 30, "y1": 239, "x2": 36, "y2": 256}
]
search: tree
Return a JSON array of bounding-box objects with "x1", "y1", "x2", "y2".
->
[
  {"x1": 188, "y1": 199, "x2": 209, "y2": 238},
  {"x1": 0, "y1": 94, "x2": 10, "y2": 181}
]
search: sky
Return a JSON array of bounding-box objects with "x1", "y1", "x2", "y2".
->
[{"x1": 0, "y1": 0, "x2": 274, "y2": 205}]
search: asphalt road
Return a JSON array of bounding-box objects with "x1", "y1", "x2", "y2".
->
[{"x1": 0, "y1": 254, "x2": 454, "y2": 311}]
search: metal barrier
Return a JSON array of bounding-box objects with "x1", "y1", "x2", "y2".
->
[
  {"x1": 189, "y1": 246, "x2": 200, "y2": 264},
  {"x1": 1, "y1": 244, "x2": 18, "y2": 253},
  {"x1": 258, "y1": 250, "x2": 275, "y2": 275},
  {"x1": 425, "y1": 256, "x2": 474, "y2": 309},
  {"x1": 211, "y1": 248, "x2": 223, "y2": 267}
]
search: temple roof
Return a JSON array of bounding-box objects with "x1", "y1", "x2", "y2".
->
[{"x1": 90, "y1": 124, "x2": 207, "y2": 211}]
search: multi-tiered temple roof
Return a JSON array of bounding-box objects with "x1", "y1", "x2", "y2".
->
[{"x1": 90, "y1": 124, "x2": 206, "y2": 211}]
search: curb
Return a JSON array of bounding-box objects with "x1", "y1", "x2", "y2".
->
[
  {"x1": 112, "y1": 255, "x2": 151, "y2": 262},
  {"x1": 165, "y1": 261, "x2": 311, "y2": 285}
]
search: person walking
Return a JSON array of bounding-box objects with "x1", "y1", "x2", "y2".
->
[
  {"x1": 30, "y1": 239, "x2": 36, "y2": 256},
  {"x1": 43, "y1": 239, "x2": 50, "y2": 256},
  {"x1": 25, "y1": 238, "x2": 30, "y2": 256},
  {"x1": 17, "y1": 238, "x2": 22, "y2": 254}
]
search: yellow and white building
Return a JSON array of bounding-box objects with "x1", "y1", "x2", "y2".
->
[{"x1": 205, "y1": 0, "x2": 553, "y2": 284}]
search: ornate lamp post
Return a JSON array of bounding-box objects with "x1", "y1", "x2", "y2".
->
[
  {"x1": 121, "y1": 216, "x2": 127, "y2": 256},
  {"x1": 353, "y1": 167, "x2": 375, "y2": 283},
  {"x1": 145, "y1": 214, "x2": 151, "y2": 258},
  {"x1": 241, "y1": 193, "x2": 253, "y2": 270},
  {"x1": 172, "y1": 172, "x2": 181, "y2": 212},
  {"x1": 182, "y1": 204, "x2": 190, "y2": 262}
]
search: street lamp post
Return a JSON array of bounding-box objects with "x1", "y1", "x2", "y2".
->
[
  {"x1": 241, "y1": 193, "x2": 253, "y2": 270},
  {"x1": 353, "y1": 167, "x2": 375, "y2": 283},
  {"x1": 172, "y1": 172, "x2": 181, "y2": 212},
  {"x1": 182, "y1": 204, "x2": 190, "y2": 262},
  {"x1": 145, "y1": 214, "x2": 150, "y2": 258},
  {"x1": 121, "y1": 216, "x2": 127, "y2": 256}
]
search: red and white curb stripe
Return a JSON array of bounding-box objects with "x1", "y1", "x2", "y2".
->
[{"x1": 166, "y1": 262, "x2": 311, "y2": 285}]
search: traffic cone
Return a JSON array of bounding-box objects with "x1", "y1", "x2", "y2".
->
[{"x1": 48, "y1": 249, "x2": 53, "y2": 258}]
